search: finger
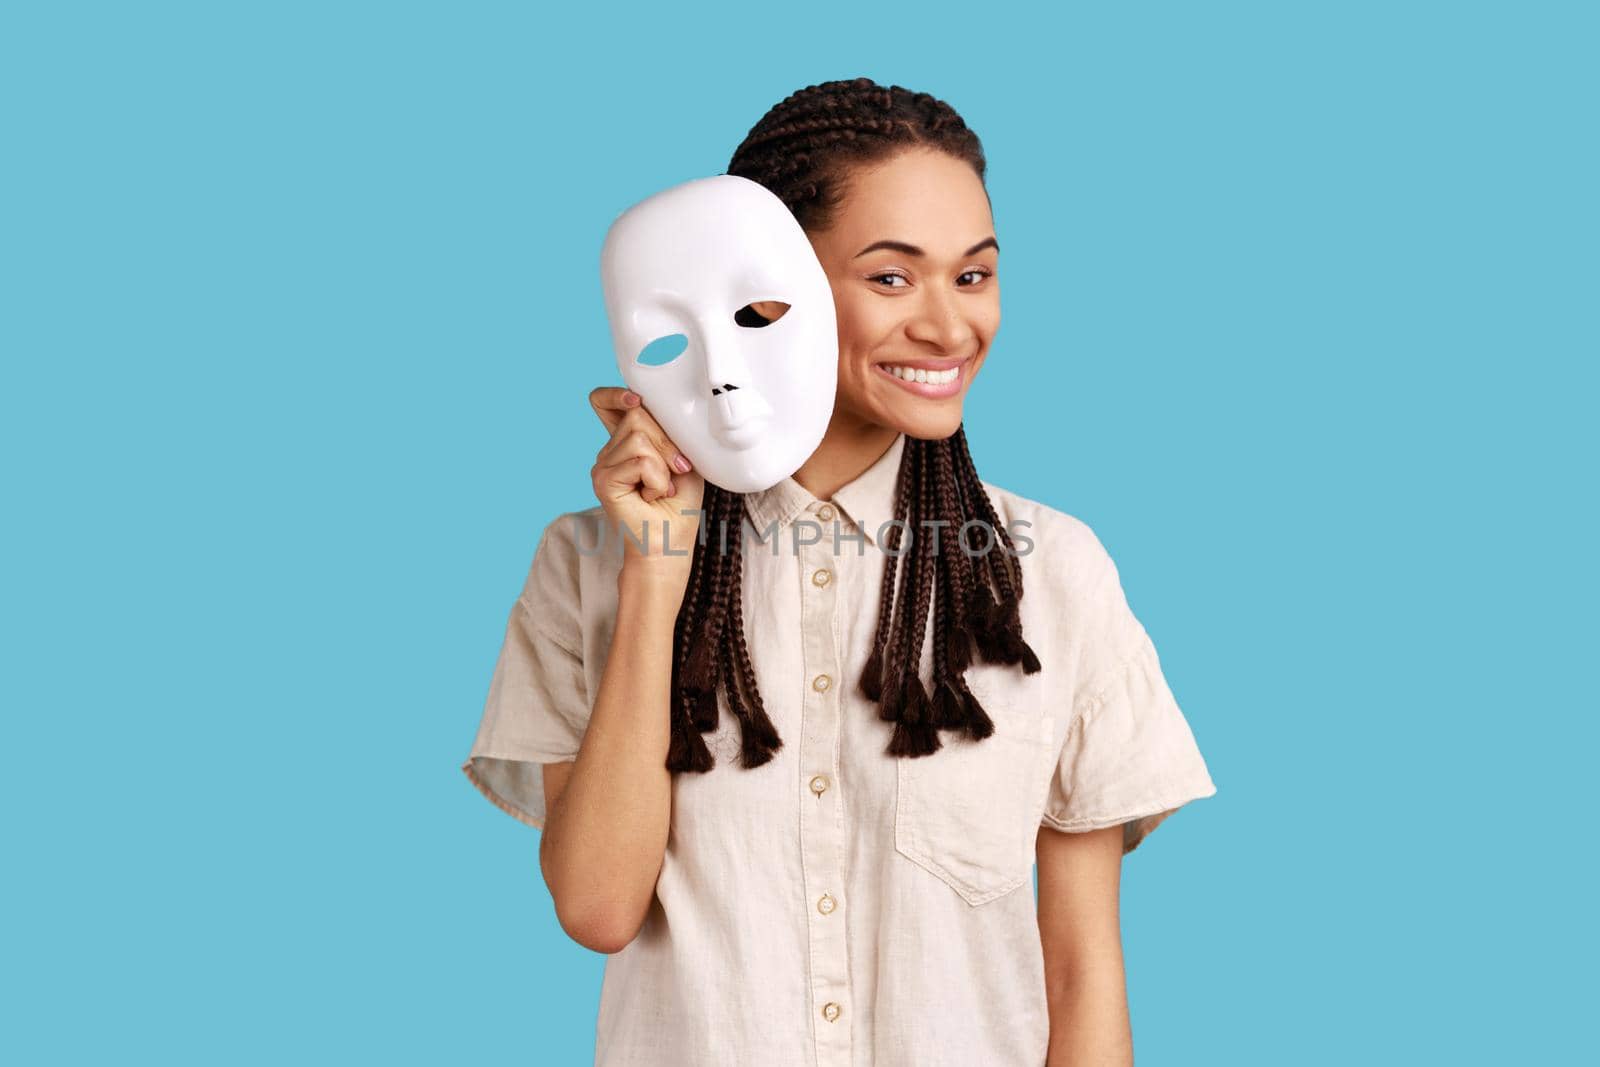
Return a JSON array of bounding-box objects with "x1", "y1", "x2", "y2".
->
[
  {"x1": 595, "y1": 414, "x2": 653, "y2": 466},
  {"x1": 589, "y1": 386, "x2": 642, "y2": 436},
  {"x1": 605, "y1": 452, "x2": 675, "y2": 503},
  {"x1": 601, "y1": 433, "x2": 670, "y2": 492},
  {"x1": 597, "y1": 429, "x2": 657, "y2": 473},
  {"x1": 597, "y1": 413, "x2": 694, "y2": 476}
]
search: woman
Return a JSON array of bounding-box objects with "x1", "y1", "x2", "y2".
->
[{"x1": 462, "y1": 77, "x2": 1217, "y2": 1066}]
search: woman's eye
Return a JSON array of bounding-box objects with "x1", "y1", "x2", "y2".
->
[{"x1": 869, "y1": 269, "x2": 992, "y2": 289}]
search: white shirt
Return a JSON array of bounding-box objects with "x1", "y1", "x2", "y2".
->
[{"x1": 462, "y1": 431, "x2": 1218, "y2": 1066}]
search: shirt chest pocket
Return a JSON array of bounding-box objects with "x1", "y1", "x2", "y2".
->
[{"x1": 894, "y1": 695, "x2": 1057, "y2": 906}]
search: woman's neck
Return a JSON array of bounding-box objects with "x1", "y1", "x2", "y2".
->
[{"x1": 791, "y1": 412, "x2": 901, "y2": 501}]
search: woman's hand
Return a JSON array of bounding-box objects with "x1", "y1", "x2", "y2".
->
[{"x1": 588, "y1": 386, "x2": 705, "y2": 580}]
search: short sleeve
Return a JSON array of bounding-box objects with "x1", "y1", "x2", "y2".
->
[
  {"x1": 460, "y1": 515, "x2": 591, "y2": 830},
  {"x1": 1041, "y1": 539, "x2": 1217, "y2": 854}
]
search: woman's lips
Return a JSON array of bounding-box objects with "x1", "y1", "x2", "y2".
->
[{"x1": 873, "y1": 359, "x2": 967, "y2": 399}]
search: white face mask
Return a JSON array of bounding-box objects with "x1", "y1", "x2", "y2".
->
[{"x1": 600, "y1": 174, "x2": 838, "y2": 494}]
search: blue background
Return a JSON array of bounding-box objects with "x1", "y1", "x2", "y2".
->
[{"x1": 3, "y1": 2, "x2": 1594, "y2": 1063}]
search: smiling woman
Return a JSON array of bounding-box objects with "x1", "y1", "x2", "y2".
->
[
  {"x1": 460, "y1": 75, "x2": 1217, "y2": 1067},
  {"x1": 801, "y1": 146, "x2": 1003, "y2": 441}
]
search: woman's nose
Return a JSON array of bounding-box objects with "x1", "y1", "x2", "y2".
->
[{"x1": 907, "y1": 289, "x2": 976, "y2": 351}]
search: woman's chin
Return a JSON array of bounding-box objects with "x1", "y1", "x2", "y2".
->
[{"x1": 878, "y1": 395, "x2": 966, "y2": 441}]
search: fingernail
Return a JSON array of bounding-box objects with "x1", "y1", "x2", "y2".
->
[
  {"x1": 623, "y1": 391, "x2": 641, "y2": 406},
  {"x1": 672, "y1": 452, "x2": 692, "y2": 474}
]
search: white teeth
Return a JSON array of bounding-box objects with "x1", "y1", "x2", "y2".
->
[{"x1": 886, "y1": 364, "x2": 959, "y2": 385}]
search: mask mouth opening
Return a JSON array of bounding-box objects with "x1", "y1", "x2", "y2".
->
[{"x1": 734, "y1": 301, "x2": 791, "y2": 328}]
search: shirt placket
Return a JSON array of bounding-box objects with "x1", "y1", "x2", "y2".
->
[{"x1": 797, "y1": 500, "x2": 851, "y2": 1067}]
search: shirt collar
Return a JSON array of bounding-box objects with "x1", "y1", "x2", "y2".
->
[{"x1": 743, "y1": 432, "x2": 906, "y2": 548}]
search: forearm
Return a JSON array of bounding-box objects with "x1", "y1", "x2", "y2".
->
[
  {"x1": 1044, "y1": 945, "x2": 1133, "y2": 1066},
  {"x1": 540, "y1": 563, "x2": 683, "y2": 949},
  {"x1": 1038, "y1": 824, "x2": 1133, "y2": 1066}
]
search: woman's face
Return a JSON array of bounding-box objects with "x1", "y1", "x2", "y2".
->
[{"x1": 802, "y1": 147, "x2": 1000, "y2": 441}]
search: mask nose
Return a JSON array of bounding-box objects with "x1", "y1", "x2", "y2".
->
[
  {"x1": 702, "y1": 336, "x2": 772, "y2": 441},
  {"x1": 703, "y1": 329, "x2": 752, "y2": 397}
]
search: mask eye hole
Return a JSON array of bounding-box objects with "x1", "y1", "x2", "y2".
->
[
  {"x1": 637, "y1": 333, "x2": 689, "y2": 367},
  {"x1": 734, "y1": 301, "x2": 791, "y2": 328}
]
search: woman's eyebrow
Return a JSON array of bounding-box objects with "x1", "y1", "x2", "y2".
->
[{"x1": 854, "y1": 236, "x2": 999, "y2": 259}]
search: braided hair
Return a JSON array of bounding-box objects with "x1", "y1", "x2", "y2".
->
[{"x1": 665, "y1": 78, "x2": 1040, "y2": 774}]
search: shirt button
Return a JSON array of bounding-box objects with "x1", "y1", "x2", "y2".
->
[
  {"x1": 817, "y1": 893, "x2": 837, "y2": 915},
  {"x1": 812, "y1": 673, "x2": 832, "y2": 693},
  {"x1": 817, "y1": 504, "x2": 836, "y2": 522},
  {"x1": 821, "y1": 1002, "x2": 842, "y2": 1023},
  {"x1": 812, "y1": 568, "x2": 832, "y2": 587},
  {"x1": 809, "y1": 774, "x2": 830, "y2": 796}
]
